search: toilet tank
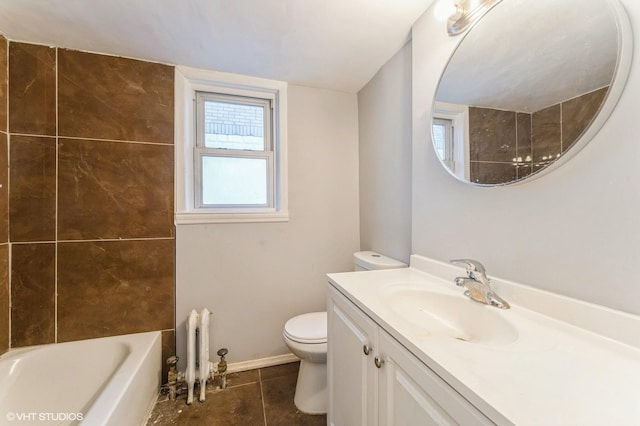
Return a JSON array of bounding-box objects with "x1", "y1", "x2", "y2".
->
[{"x1": 353, "y1": 251, "x2": 407, "y2": 271}]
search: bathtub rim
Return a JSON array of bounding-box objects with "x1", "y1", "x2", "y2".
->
[{"x1": 0, "y1": 331, "x2": 163, "y2": 426}]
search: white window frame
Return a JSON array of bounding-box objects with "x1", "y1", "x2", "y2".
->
[
  {"x1": 432, "y1": 117, "x2": 455, "y2": 171},
  {"x1": 194, "y1": 92, "x2": 274, "y2": 209},
  {"x1": 433, "y1": 102, "x2": 468, "y2": 181},
  {"x1": 175, "y1": 66, "x2": 288, "y2": 224}
]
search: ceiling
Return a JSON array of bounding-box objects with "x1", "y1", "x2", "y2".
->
[{"x1": 0, "y1": 0, "x2": 433, "y2": 93}]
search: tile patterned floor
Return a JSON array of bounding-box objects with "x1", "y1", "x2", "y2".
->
[{"x1": 146, "y1": 362, "x2": 326, "y2": 426}]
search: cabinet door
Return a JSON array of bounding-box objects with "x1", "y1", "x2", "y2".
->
[
  {"x1": 378, "y1": 330, "x2": 494, "y2": 426},
  {"x1": 328, "y1": 286, "x2": 378, "y2": 426}
]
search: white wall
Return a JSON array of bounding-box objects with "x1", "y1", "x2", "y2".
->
[
  {"x1": 358, "y1": 42, "x2": 413, "y2": 264},
  {"x1": 176, "y1": 84, "x2": 360, "y2": 367},
  {"x1": 411, "y1": 0, "x2": 640, "y2": 315}
]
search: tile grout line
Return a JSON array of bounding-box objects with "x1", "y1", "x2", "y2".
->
[
  {"x1": 54, "y1": 46, "x2": 58, "y2": 344},
  {"x1": 6, "y1": 39, "x2": 11, "y2": 350},
  {"x1": 9, "y1": 131, "x2": 174, "y2": 147},
  {"x1": 9, "y1": 237, "x2": 175, "y2": 245},
  {"x1": 258, "y1": 368, "x2": 268, "y2": 426}
]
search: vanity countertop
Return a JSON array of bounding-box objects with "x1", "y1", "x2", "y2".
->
[{"x1": 327, "y1": 255, "x2": 640, "y2": 425}]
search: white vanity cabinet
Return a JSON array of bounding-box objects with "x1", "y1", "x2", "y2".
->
[
  {"x1": 328, "y1": 285, "x2": 493, "y2": 426},
  {"x1": 327, "y1": 284, "x2": 378, "y2": 425}
]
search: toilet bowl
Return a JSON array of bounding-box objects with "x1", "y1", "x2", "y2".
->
[
  {"x1": 283, "y1": 312, "x2": 327, "y2": 415},
  {"x1": 282, "y1": 251, "x2": 407, "y2": 415}
]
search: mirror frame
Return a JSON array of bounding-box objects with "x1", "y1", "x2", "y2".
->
[{"x1": 430, "y1": 0, "x2": 633, "y2": 187}]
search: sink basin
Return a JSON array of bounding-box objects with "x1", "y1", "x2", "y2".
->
[{"x1": 385, "y1": 285, "x2": 518, "y2": 345}]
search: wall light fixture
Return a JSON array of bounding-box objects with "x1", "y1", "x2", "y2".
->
[{"x1": 444, "y1": 0, "x2": 503, "y2": 36}]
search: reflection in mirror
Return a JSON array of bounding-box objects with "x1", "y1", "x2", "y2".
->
[{"x1": 432, "y1": 0, "x2": 622, "y2": 185}]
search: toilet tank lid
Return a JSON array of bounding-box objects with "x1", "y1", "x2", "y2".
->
[{"x1": 353, "y1": 251, "x2": 407, "y2": 270}]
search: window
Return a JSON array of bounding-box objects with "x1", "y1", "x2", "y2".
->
[
  {"x1": 175, "y1": 66, "x2": 288, "y2": 224},
  {"x1": 432, "y1": 117, "x2": 454, "y2": 171},
  {"x1": 195, "y1": 93, "x2": 273, "y2": 208},
  {"x1": 432, "y1": 102, "x2": 468, "y2": 181}
]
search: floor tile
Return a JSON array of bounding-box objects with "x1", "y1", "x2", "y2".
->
[
  {"x1": 260, "y1": 362, "x2": 300, "y2": 381},
  {"x1": 147, "y1": 383, "x2": 265, "y2": 426},
  {"x1": 224, "y1": 369, "x2": 260, "y2": 388},
  {"x1": 262, "y1": 374, "x2": 326, "y2": 426},
  {"x1": 147, "y1": 362, "x2": 326, "y2": 426}
]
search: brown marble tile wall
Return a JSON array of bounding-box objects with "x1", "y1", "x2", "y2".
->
[
  {"x1": 532, "y1": 104, "x2": 561, "y2": 163},
  {"x1": 562, "y1": 87, "x2": 608, "y2": 153},
  {"x1": 469, "y1": 107, "x2": 532, "y2": 184},
  {"x1": 0, "y1": 35, "x2": 7, "y2": 132},
  {"x1": 57, "y1": 240, "x2": 174, "y2": 342},
  {"x1": 0, "y1": 245, "x2": 9, "y2": 353},
  {"x1": 11, "y1": 243, "x2": 55, "y2": 347},
  {"x1": 162, "y1": 330, "x2": 176, "y2": 383},
  {"x1": 470, "y1": 162, "x2": 517, "y2": 185},
  {"x1": 468, "y1": 88, "x2": 607, "y2": 184},
  {"x1": 9, "y1": 135, "x2": 56, "y2": 242},
  {"x1": 0, "y1": 36, "x2": 8, "y2": 356},
  {"x1": 0, "y1": 132, "x2": 8, "y2": 243},
  {"x1": 531, "y1": 88, "x2": 609, "y2": 167},
  {"x1": 516, "y1": 113, "x2": 532, "y2": 158},
  {"x1": 516, "y1": 112, "x2": 533, "y2": 180},
  {"x1": 5, "y1": 42, "x2": 175, "y2": 357},
  {"x1": 469, "y1": 107, "x2": 516, "y2": 162},
  {"x1": 58, "y1": 49, "x2": 174, "y2": 143},
  {"x1": 58, "y1": 138, "x2": 174, "y2": 240},
  {"x1": 9, "y1": 43, "x2": 56, "y2": 136}
]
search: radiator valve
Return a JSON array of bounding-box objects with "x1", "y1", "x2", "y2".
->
[
  {"x1": 166, "y1": 356, "x2": 179, "y2": 401},
  {"x1": 217, "y1": 348, "x2": 228, "y2": 389}
]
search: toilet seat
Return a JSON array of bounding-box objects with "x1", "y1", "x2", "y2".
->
[{"x1": 284, "y1": 312, "x2": 327, "y2": 344}]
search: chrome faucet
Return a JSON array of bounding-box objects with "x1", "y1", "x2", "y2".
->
[{"x1": 450, "y1": 259, "x2": 510, "y2": 309}]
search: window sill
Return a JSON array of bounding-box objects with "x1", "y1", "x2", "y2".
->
[{"x1": 175, "y1": 210, "x2": 290, "y2": 225}]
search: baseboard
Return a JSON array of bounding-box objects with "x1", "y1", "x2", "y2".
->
[{"x1": 225, "y1": 353, "x2": 299, "y2": 374}]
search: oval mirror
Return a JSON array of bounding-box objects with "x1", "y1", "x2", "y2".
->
[{"x1": 431, "y1": 0, "x2": 631, "y2": 185}]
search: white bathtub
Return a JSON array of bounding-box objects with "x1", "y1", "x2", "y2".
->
[{"x1": 0, "y1": 331, "x2": 161, "y2": 426}]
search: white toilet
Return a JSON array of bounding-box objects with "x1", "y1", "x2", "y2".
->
[{"x1": 282, "y1": 251, "x2": 407, "y2": 414}]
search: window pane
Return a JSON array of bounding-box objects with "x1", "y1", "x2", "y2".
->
[
  {"x1": 432, "y1": 122, "x2": 447, "y2": 161},
  {"x1": 202, "y1": 156, "x2": 268, "y2": 205},
  {"x1": 432, "y1": 118, "x2": 453, "y2": 162},
  {"x1": 203, "y1": 100, "x2": 265, "y2": 150}
]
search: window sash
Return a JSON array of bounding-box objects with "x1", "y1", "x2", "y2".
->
[
  {"x1": 194, "y1": 148, "x2": 274, "y2": 209},
  {"x1": 194, "y1": 91, "x2": 275, "y2": 210},
  {"x1": 195, "y1": 92, "x2": 273, "y2": 151},
  {"x1": 432, "y1": 117, "x2": 455, "y2": 169}
]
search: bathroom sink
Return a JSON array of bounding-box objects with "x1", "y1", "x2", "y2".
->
[{"x1": 385, "y1": 285, "x2": 518, "y2": 345}]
